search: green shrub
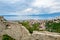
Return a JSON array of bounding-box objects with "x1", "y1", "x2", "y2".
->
[
  {"x1": 19, "y1": 21, "x2": 40, "y2": 34},
  {"x1": 2, "y1": 34, "x2": 15, "y2": 40},
  {"x1": 32, "y1": 23, "x2": 40, "y2": 31},
  {"x1": 20, "y1": 21, "x2": 33, "y2": 33},
  {"x1": 46, "y1": 21, "x2": 60, "y2": 33}
]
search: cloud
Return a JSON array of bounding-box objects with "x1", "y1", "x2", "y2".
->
[
  {"x1": 23, "y1": 8, "x2": 33, "y2": 12},
  {"x1": 49, "y1": 4, "x2": 60, "y2": 13},
  {"x1": 15, "y1": 8, "x2": 39, "y2": 15},
  {"x1": 31, "y1": 0, "x2": 60, "y2": 13},
  {"x1": 0, "y1": 0, "x2": 60, "y2": 20},
  {"x1": 0, "y1": 0, "x2": 60, "y2": 15},
  {"x1": 31, "y1": 0, "x2": 54, "y2": 8}
]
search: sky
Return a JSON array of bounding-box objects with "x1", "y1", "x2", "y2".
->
[{"x1": 0, "y1": 0, "x2": 60, "y2": 20}]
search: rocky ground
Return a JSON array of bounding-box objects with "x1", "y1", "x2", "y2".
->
[{"x1": 0, "y1": 16, "x2": 60, "y2": 40}]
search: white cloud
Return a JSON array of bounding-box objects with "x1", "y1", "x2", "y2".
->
[
  {"x1": 31, "y1": 0, "x2": 60, "y2": 13},
  {"x1": 22, "y1": 8, "x2": 38, "y2": 13},
  {"x1": 48, "y1": 3, "x2": 60, "y2": 13},
  {"x1": 31, "y1": 0, "x2": 54, "y2": 8},
  {"x1": 15, "y1": 8, "x2": 40, "y2": 15},
  {"x1": 0, "y1": 0, "x2": 60, "y2": 16},
  {"x1": 23, "y1": 8, "x2": 33, "y2": 13}
]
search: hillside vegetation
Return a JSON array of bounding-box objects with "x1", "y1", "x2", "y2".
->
[
  {"x1": 19, "y1": 21, "x2": 40, "y2": 33},
  {"x1": 19, "y1": 19, "x2": 60, "y2": 33},
  {"x1": 46, "y1": 21, "x2": 60, "y2": 33}
]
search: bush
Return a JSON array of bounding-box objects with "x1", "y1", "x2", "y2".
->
[
  {"x1": 32, "y1": 23, "x2": 40, "y2": 31},
  {"x1": 2, "y1": 34, "x2": 15, "y2": 40},
  {"x1": 46, "y1": 21, "x2": 60, "y2": 33},
  {"x1": 20, "y1": 21, "x2": 33, "y2": 33},
  {"x1": 19, "y1": 21, "x2": 40, "y2": 34}
]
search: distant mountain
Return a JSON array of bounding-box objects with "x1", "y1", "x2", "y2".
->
[
  {"x1": 29, "y1": 12, "x2": 60, "y2": 17},
  {"x1": 0, "y1": 12, "x2": 60, "y2": 20}
]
